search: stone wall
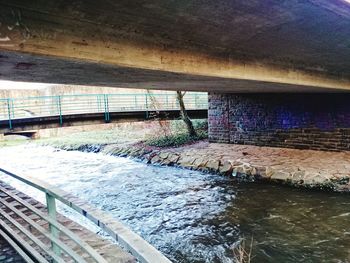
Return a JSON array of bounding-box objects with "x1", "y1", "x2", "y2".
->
[{"x1": 208, "y1": 93, "x2": 350, "y2": 151}]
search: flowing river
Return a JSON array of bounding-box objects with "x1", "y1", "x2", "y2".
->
[{"x1": 0, "y1": 145, "x2": 349, "y2": 263}]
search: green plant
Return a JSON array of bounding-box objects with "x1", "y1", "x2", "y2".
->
[{"x1": 146, "y1": 131, "x2": 207, "y2": 147}]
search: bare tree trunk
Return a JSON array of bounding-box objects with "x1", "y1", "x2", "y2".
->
[{"x1": 176, "y1": 91, "x2": 197, "y2": 137}]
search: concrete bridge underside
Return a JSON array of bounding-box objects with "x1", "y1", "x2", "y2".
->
[
  {"x1": 0, "y1": 0, "x2": 349, "y2": 92},
  {"x1": 1, "y1": 0, "x2": 350, "y2": 151}
]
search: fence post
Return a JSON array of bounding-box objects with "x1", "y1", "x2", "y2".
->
[
  {"x1": 11, "y1": 99, "x2": 15, "y2": 118},
  {"x1": 103, "y1": 94, "x2": 110, "y2": 122},
  {"x1": 46, "y1": 193, "x2": 60, "y2": 259},
  {"x1": 97, "y1": 95, "x2": 101, "y2": 112},
  {"x1": 57, "y1": 96, "x2": 63, "y2": 126},
  {"x1": 166, "y1": 94, "x2": 169, "y2": 109},
  {"x1": 7, "y1": 99, "x2": 12, "y2": 130},
  {"x1": 145, "y1": 94, "x2": 149, "y2": 119}
]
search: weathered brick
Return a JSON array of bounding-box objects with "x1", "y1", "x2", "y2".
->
[{"x1": 208, "y1": 93, "x2": 350, "y2": 151}]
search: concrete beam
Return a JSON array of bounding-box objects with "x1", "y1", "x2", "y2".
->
[{"x1": 0, "y1": 0, "x2": 349, "y2": 92}]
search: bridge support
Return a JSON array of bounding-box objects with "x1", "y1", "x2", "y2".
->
[{"x1": 208, "y1": 93, "x2": 350, "y2": 151}]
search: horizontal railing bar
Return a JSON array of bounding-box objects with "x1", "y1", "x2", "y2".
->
[
  {"x1": 0, "y1": 168, "x2": 172, "y2": 263},
  {"x1": 0, "y1": 186, "x2": 108, "y2": 263},
  {"x1": 0, "y1": 228, "x2": 35, "y2": 263},
  {"x1": 0, "y1": 219, "x2": 48, "y2": 263},
  {"x1": 0, "y1": 208, "x2": 64, "y2": 263},
  {"x1": 0, "y1": 197, "x2": 89, "y2": 263},
  {"x1": 6, "y1": 92, "x2": 206, "y2": 100}
]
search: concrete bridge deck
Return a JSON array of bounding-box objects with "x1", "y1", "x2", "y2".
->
[{"x1": 0, "y1": 0, "x2": 349, "y2": 92}]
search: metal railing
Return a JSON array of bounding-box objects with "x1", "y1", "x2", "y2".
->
[
  {"x1": 0, "y1": 168, "x2": 172, "y2": 263},
  {"x1": 0, "y1": 93, "x2": 208, "y2": 129}
]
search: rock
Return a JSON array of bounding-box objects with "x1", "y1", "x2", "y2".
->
[
  {"x1": 160, "y1": 158, "x2": 172, "y2": 165},
  {"x1": 232, "y1": 165, "x2": 243, "y2": 177},
  {"x1": 291, "y1": 170, "x2": 306, "y2": 184},
  {"x1": 265, "y1": 167, "x2": 275, "y2": 178},
  {"x1": 178, "y1": 156, "x2": 196, "y2": 167},
  {"x1": 192, "y1": 158, "x2": 209, "y2": 169},
  {"x1": 303, "y1": 173, "x2": 329, "y2": 186},
  {"x1": 270, "y1": 171, "x2": 291, "y2": 182},
  {"x1": 159, "y1": 152, "x2": 169, "y2": 159},
  {"x1": 129, "y1": 149, "x2": 141, "y2": 157},
  {"x1": 219, "y1": 160, "x2": 233, "y2": 175},
  {"x1": 242, "y1": 163, "x2": 253, "y2": 175},
  {"x1": 168, "y1": 153, "x2": 180, "y2": 163},
  {"x1": 252, "y1": 166, "x2": 267, "y2": 178},
  {"x1": 205, "y1": 159, "x2": 220, "y2": 172},
  {"x1": 150, "y1": 155, "x2": 161, "y2": 164},
  {"x1": 331, "y1": 176, "x2": 350, "y2": 185}
]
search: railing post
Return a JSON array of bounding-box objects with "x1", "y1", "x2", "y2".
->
[
  {"x1": 97, "y1": 95, "x2": 102, "y2": 112},
  {"x1": 166, "y1": 94, "x2": 169, "y2": 109},
  {"x1": 57, "y1": 96, "x2": 63, "y2": 126},
  {"x1": 46, "y1": 193, "x2": 60, "y2": 259},
  {"x1": 145, "y1": 94, "x2": 149, "y2": 119},
  {"x1": 134, "y1": 95, "x2": 137, "y2": 110},
  {"x1": 11, "y1": 99, "x2": 15, "y2": 118},
  {"x1": 7, "y1": 99, "x2": 12, "y2": 130},
  {"x1": 103, "y1": 94, "x2": 110, "y2": 122}
]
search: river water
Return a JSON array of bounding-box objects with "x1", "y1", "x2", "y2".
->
[{"x1": 0, "y1": 145, "x2": 349, "y2": 263}]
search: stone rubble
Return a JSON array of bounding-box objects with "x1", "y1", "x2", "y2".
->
[{"x1": 103, "y1": 141, "x2": 350, "y2": 192}]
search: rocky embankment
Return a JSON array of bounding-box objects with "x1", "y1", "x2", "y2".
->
[
  {"x1": 97, "y1": 143, "x2": 350, "y2": 192},
  {"x1": 49, "y1": 141, "x2": 350, "y2": 192}
]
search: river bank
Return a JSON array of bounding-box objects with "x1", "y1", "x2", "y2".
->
[
  {"x1": 33, "y1": 122, "x2": 350, "y2": 193},
  {"x1": 3, "y1": 144, "x2": 350, "y2": 262}
]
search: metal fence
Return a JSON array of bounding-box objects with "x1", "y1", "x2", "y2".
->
[
  {"x1": 0, "y1": 168, "x2": 172, "y2": 263},
  {"x1": 0, "y1": 93, "x2": 208, "y2": 129}
]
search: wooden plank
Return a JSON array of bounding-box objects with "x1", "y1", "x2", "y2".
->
[
  {"x1": 0, "y1": 199, "x2": 87, "y2": 263},
  {"x1": 0, "y1": 207, "x2": 65, "y2": 263},
  {"x1": 0, "y1": 228, "x2": 35, "y2": 263},
  {"x1": 0, "y1": 218, "x2": 49, "y2": 263},
  {"x1": 0, "y1": 186, "x2": 108, "y2": 263}
]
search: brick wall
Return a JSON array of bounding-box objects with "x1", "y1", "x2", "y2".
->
[{"x1": 208, "y1": 93, "x2": 350, "y2": 151}]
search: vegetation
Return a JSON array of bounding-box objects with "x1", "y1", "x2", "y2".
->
[
  {"x1": 35, "y1": 119, "x2": 208, "y2": 150},
  {"x1": 232, "y1": 237, "x2": 254, "y2": 263},
  {"x1": 146, "y1": 130, "x2": 207, "y2": 147},
  {"x1": 145, "y1": 119, "x2": 207, "y2": 147},
  {"x1": 176, "y1": 91, "x2": 197, "y2": 137},
  {"x1": 142, "y1": 90, "x2": 207, "y2": 147},
  {"x1": 0, "y1": 137, "x2": 29, "y2": 148},
  {"x1": 37, "y1": 126, "x2": 148, "y2": 150}
]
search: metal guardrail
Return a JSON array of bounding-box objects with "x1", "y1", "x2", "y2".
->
[
  {"x1": 0, "y1": 168, "x2": 172, "y2": 263},
  {"x1": 0, "y1": 93, "x2": 208, "y2": 129}
]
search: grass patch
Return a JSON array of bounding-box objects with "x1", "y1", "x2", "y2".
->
[
  {"x1": 146, "y1": 131, "x2": 207, "y2": 147},
  {"x1": 36, "y1": 119, "x2": 208, "y2": 150},
  {"x1": 145, "y1": 119, "x2": 208, "y2": 147},
  {"x1": 0, "y1": 139, "x2": 29, "y2": 148},
  {"x1": 37, "y1": 128, "x2": 143, "y2": 150}
]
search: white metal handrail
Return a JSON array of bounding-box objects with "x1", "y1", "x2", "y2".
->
[{"x1": 0, "y1": 167, "x2": 172, "y2": 263}]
